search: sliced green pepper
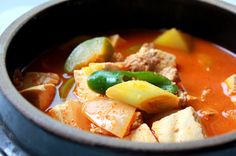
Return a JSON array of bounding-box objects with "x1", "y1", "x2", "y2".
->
[{"x1": 87, "y1": 70, "x2": 178, "y2": 94}]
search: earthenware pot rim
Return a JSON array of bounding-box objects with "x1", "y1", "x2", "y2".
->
[{"x1": 1, "y1": 0, "x2": 236, "y2": 152}]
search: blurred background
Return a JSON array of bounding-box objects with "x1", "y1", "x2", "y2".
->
[
  {"x1": 0, "y1": 0, "x2": 236, "y2": 35},
  {"x1": 0, "y1": 0, "x2": 48, "y2": 35}
]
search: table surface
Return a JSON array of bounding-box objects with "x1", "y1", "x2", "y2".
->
[{"x1": 0, "y1": 0, "x2": 236, "y2": 155}]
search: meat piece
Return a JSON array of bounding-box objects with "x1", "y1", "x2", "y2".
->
[
  {"x1": 159, "y1": 66, "x2": 179, "y2": 82},
  {"x1": 124, "y1": 43, "x2": 160, "y2": 72},
  {"x1": 152, "y1": 107, "x2": 205, "y2": 143},
  {"x1": 222, "y1": 110, "x2": 236, "y2": 120},
  {"x1": 48, "y1": 100, "x2": 91, "y2": 130},
  {"x1": 178, "y1": 90, "x2": 188, "y2": 107},
  {"x1": 123, "y1": 43, "x2": 178, "y2": 81},
  {"x1": 177, "y1": 90, "x2": 198, "y2": 108},
  {"x1": 111, "y1": 52, "x2": 125, "y2": 62},
  {"x1": 18, "y1": 72, "x2": 60, "y2": 90},
  {"x1": 125, "y1": 124, "x2": 157, "y2": 142},
  {"x1": 200, "y1": 88, "x2": 211, "y2": 102},
  {"x1": 20, "y1": 84, "x2": 56, "y2": 111},
  {"x1": 198, "y1": 107, "x2": 218, "y2": 120},
  {"x1": 187, "y1": 95, "x2": 198, "y2": 101}
]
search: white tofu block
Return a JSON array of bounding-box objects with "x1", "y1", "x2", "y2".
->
[
  {"x1": 152, "y1": 107, "x2": 205, "y2": 143},
  {"x1": 125, "y1": 124, "x2": 157, "y2": 142}
]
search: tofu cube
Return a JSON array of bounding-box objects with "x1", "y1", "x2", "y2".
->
[
  {"x1": 125, "y1": 124, "x2": 157, "y2": 142},
  {"x1": 152, "y1": 107, "x2": 205, "y2": 143},
  {"x1": 82, "y1": 98, "x2": 136, "y2": 138},
  {"x1": 48, "y1": 100, "x2": 91, "y2": 130},
  {"x1": 20, "y1": 84, "x2": 56, "y2": 111}
]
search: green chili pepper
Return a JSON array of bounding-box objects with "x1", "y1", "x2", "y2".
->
[{"x1": 87, "y1": 70, "x2": 178, "y2": 94}]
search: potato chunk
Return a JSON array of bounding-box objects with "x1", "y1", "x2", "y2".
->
[
  {"x1": 48, "y1": 100, "x2": 91, "y2": 130},
  {"x1": 82, "y1": 98, "x2": 136, "y2": 138},
  {"x1": 106, "y1": 80, "x2": 179, "y2": 113},
  {"x1": 109, "y1": 34, "x2": 126, "y2": 48},
  {"x1": 125, "y1": 124, "x2": 157, "y2": 142},
  {"x1": 20, "y1": 84, "x2": 56, "y2": 111},
  {"x1": 154, "y1": 28, "x2": 193, "y2": 52},
  {"x1": 152, "y1": 107, "x2": 205, "y2": 143}
]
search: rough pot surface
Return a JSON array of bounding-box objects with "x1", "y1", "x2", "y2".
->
[{"x1": 1, "y1": 0, "x2": 236, "y2": 155}]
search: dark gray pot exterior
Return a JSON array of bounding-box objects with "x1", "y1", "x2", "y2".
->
[{"x1": 1, "y1": 0, "x2": 236, "y2": 155}]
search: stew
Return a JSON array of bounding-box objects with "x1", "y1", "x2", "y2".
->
[{"x1": 13, "y1": 28, "x2": 236, "y2": 143}]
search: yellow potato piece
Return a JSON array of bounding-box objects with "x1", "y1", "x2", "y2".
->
[
  {"x1": 109, "y1": 34, "x2": 126, "y2": 48},
  {"x1": 82, "y1": 98, "x2": 136, "y2": 138},
  {"x1": 154, "y1": 28, "x2": 193, "y2": 52},
  {"x1": 106, "y1": 80, "x2": 179, "y2": 113}
]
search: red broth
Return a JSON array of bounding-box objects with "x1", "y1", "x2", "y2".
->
[{"x1": 25, "y1": 30, "x2": 236, "y2": 137}]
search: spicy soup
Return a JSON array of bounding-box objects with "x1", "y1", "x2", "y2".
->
[{"x1": 16, "y1": 29, "x2": 236, "y2": 141}]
